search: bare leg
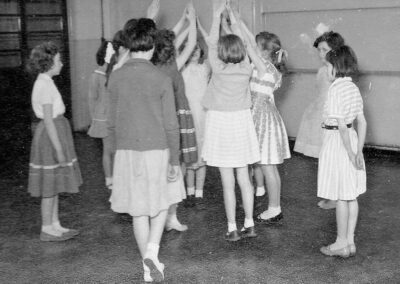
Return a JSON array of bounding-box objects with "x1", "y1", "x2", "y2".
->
[
  {"x1": 254, "y1": 165, "x2": 264, "y2": 188},
  {"x1": 263, "y1": 165, "x2": 281, "y2": 208},
  {"x1": 185, "y1": 169, "x2": 195, "y2": 189},
  {"x1": 41, "y1": 196, "x2": 61, "y2": 236},
  {"x1": 330, "y1": 200, "x2": 349, "y2": 250},
  {"x1": 195, "y1": 166, "x2": 206, "y2": 192},
  {"x1": 236, "y1": 166, "x2": 254, "y2": 220},
  {"x1": 133, "y1": 216, "x2": 150, "y2": 258},
  {"x1": 219, "y1": 167, "x2": 236, "y2": 226},
  {"x1": 347, "y1": 199, "x2": 359, "y2": 245},
  {"x1": 165, "y1": 203, "x2": 188, "y2": 231}
]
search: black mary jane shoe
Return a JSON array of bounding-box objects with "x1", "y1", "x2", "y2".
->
[
  {"x1": 224, "y1": 230, "x2": 241, "y2": 242},
  {"x1": 240, "y1": 226, "x2": 258, "y2": 238},
  {"x1": 255, "y1": 212, "x2": 283, "y2": 225}
]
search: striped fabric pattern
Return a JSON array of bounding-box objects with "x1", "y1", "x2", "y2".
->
[
  {"x1": 250, "y1": 60, "x2": 291, "y2": 165},
  {"x1": 202, "y1": 109, "x2": 260, "y2": 168},
  {"x1": 318, "y1": 77, "x2": 366, "y2": 200}
]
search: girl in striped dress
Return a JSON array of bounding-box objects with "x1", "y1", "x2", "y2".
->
[
  {"x1": 319, "y1": 46, "x2": 367, "y2": 258},
  {"x1": 246, "y1": 31, "x2": 291, "y2": 223},
  {"x1": 27, "y1": 42, "x2": 82, "y2": 241}
]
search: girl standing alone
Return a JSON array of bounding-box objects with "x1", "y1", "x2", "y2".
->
[
  {"x1": 318, "y1": 46, "x2": 367, "y2": 258},
  {"x1": 27, "y1": 42, "x2": 82, "y2": 241}
]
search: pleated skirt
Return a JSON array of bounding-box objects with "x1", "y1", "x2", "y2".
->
[
  {"x1": 110, "y1": 149, "x2": 171, "y2": 217},
  {"x1": 317, "y1": 128, "x2": 367, "y2": 200},
  {"x1": 28, "y1": 116, "x2": 82, "y2": 198},
  {"x1": 202, "y1": 109, "x2": 260, "y2": 168},
  {"x1": 252, "y1": 96, "x2": 291, "y2": 165}
]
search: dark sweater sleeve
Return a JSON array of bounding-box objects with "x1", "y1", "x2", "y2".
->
[
  {"x1": 161, "y1": 77, "x2": 180, "y2": 165},
  {"x1": 106, "y1": 74, "x2": 117, "y2": 152}
]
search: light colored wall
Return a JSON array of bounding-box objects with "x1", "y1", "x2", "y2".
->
[
  {"x1": 66, "y1": 0, "x2": 400, "y2": 149},
  {"x1": 258, "y1": 0, "x2": 400, "y2": 149}
]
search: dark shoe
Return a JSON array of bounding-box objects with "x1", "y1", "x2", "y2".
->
[
  {"x1": 62, "y1": 229, "x2": 80, "y2": 238},
  {"x1": 241, "y1": 226, "x2": 257, "y2": 238},
  {"x1": 255, "y1": 212, "x2": 283, "y2": 225},
  {"x1": 195, "y1": 197, "x2": 206, "y2": 210},
  {"x1": 184, "y1": 196, "x2": 196, "y2": 208},
  {"x1": 320, "y1": 245, "x2": 350, "y2": 258},
  {"x1": 224, "y1": 230, "x2": 241, "y2": 242},
  {"x1": 40, "y1": 231, "x2": 73, "y2": 242}
]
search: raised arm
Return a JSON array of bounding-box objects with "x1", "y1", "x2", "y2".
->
[
  {"x1": 172, "y1": 6, "x2": 188, "y2": 35},
  {"x1": 176, "y1": 2, "x2": 197, "y2": 71},
  {"x1": 196, "y1": 16, "x2": 209, "y2": 41},
  {"x1": 240, "y1": 19, "x2": 257, "y2": 48},
  {"x1": 174, "y1": 26, "x2": 189, "y2": 51},
  {"x1": 146, "y1": 0, "x2": 160, "y2": 21},
  {"x1": 227, "y1": 5, "x2": 266, "y2": 76}
]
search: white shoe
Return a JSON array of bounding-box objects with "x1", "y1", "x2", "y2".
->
[{"x1": 143, "y1": 258, "x2": 164, "y2": 282}]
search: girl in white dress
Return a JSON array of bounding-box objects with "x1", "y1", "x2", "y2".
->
[
  {"x1": 293, "y1": 32, "x2": 345, "y2": 210},
  {"x1": 318, "y1": 46, "x2": 367, "y2": 258}
]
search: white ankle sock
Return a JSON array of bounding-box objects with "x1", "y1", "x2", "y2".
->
[
  {"x1": 255, "y1": 186, "x2": 266, "y2": 197},
  {"x1": 145, "y1": 243, "x2": 160, "y2": 260},
  {"x1": 52, "y1": 221, "x2": 69, "y2": 233},
  {"x1": 228, "y1": 222, "x2": 237, "y2": 233},
  {"x1": 105, "y1": 177, "x2": 113, "y2": 186},
  {"x1": 244, "y1": 218, "x2": 254, "y2": 228},
  {"x1": 187, "y1": 186, "x2": 195, "y2": 196},
  {"x1": 42, "y1": 225, "x2": 62, "y2": 236},
  {"x1": 195, "y1": 189, "x2": 203, "y2": 198}
]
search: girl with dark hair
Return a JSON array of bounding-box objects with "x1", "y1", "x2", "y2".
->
[
  {"x1": 151, "y1": 2, "x2": 198, "y2": 232},
  {"x1": 319, "y1": 45, "x2": 366, "y2": 258},
  {"x1": 88, "y1": 38, "x2": 115, "y2": 189},
  {"x1": 294, "y1": 31, "x2": 346, "y2": 210},
  {"x1": 201, "y1": 2, "x2": 260, "y2": 242},
  {"x1": 27, "y1": 41, "x2": 82, "y2": 241}
]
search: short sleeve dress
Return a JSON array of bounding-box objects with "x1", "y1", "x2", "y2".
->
[{"x1": 317, "y1": 77, "x2": 366, "y2": 200}]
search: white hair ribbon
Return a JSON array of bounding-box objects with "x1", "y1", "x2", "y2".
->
[
  {"x1": 276, "y1": 49, "x2": 288, "y2": 63},
  {"x1": 104, "y1": 42, "x2": 115, "y2": 64}
]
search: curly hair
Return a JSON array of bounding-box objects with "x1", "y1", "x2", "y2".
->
[
  {"x1": 151, "y1": 29, "x2": 176, "y2": 65},
  {"x1": 27, "y1": 41, "x2": 59, "y2": 75}
]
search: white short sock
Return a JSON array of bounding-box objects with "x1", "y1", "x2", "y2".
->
[
  {"x1": 244, "y1": 218, "x2": 254, "y2": 228},
  {"x1": 145, "y1": 243, "x2": 160, "y2": 260},
  {"x1": 228, "y1": 222, "x2": 237, "y2": 233},
  {"x1": 255, "y1": 186, "x2": 266, "y2": 197},
  {"x1": 195, "y1": 189, "x2": 203, "y2": 198},
  {"x1": 260, "y1": 206, "x2": 281, "y2": 219},
  {"x1": 52, "y1": 221, "x2": 69, "y2": 233},
  {"x1": 187, "y1": 186, "x2": 195, "y2": 196},
  {"x1": 105, "y1": 177, "x2": 113, "y2": 186}
]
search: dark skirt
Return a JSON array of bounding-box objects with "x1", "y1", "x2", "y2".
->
[{"x1": 28, "y1": 116, "x2": 82, "y2": 198}]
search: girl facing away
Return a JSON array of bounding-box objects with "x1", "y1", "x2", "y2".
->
[
  {"x1": 27, "y1": 42, "x2": 82, "y2": 241},
  {"x1": 201, "y1": 2, "x2": 260, "y2": 242},
  {"x1": 318, "y1": 45, "x2": 367, "y2": 258},
  {"x1": 108, "y1": 18, "x2": 180, "y2": 282},
  {"x1": 249, "y1": 30, "x2": 291, "y2": 223},
  {"x1": 180, "y1": 25, "x2": 211, "y2": 209},
  {"x1": 293, "y1": 31, "x2": 345, "y2": 210},
  {"x1": 151, "y1": 2, "x2": 198, "y2": 232},
  {"x1": 87, "y1": 38, "x2": 115, "y2": 190}
]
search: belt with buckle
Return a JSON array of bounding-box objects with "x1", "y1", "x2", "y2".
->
[{"x1": 321, "y1": 123, "x2": 352, "y2": 130}]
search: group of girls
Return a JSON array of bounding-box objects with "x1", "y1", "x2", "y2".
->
[{"x1": 26, "y1": 0, "x2": 367, "y2": 282}]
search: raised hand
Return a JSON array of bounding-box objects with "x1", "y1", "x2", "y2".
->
[{"x1": 146, "y1": 0, "x2": 160, "y2": 20}]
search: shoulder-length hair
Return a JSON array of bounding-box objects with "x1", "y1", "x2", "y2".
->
[
  {"x1": 326, "y1": 45, "x2": 358, "y2": 78},
  {"x1": 27, "y1": 41, "x2": 59, "y2": 75},
  {"x1": 217, "y1": 34, "x2": 246, "y2": 64}
]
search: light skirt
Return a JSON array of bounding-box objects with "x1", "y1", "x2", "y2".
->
[
  {"x1": 167, "y1": 167, "x2": 186, "y2": 205},
  {"x1": 317, "y1": 128, "x2": 367, "y2": 200},
  {"x1": 202, "y1": 109, "x2": 260, "y2": 168},
  {"x1": 110, "y1": 149, "x2": 170, "y2": 217}
]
